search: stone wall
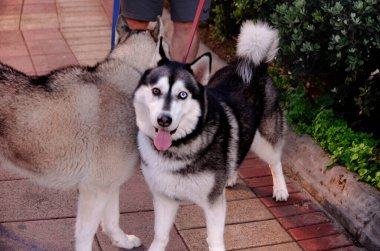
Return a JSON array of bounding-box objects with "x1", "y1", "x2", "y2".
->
[{"x1": 282, "y1": 130, "x2": 380, "y2": 250}]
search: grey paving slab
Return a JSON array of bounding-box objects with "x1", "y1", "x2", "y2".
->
[
  {"x1": 22, "y1": 28, "x2": 63, "y2": 41},
  {"x1": 96, "y1": 211, "x2": 188, "y2": 251},
  {"x1": 0, "y1": 170, "x2": 151, "y2": 222},
  {"x1": 0, "y1": 179, "x2": 77, "y2": 222},
  {"x1": 175, "y1": 198, "x2": 273, "y2": 231},
  {"x1": 0, "y1": 0, "x2": 23, "y2": 5},
  {"x1": 119, "y1": 170, "x2": 154, "y2": 213},
  {"x1": 69, "y1": 44, "x2": 109, "y2": 65},
  {"x1": 180, "y1": 219, "x2": 292, "y2": 251},
  {"x1": 56, "y1": 0, "x2": 102, "y2": 9},
  {"x1": 61, "y1": 27, "x2": 110, "y2": 45},
  {"x1": 240, "y1": 242, "x2": 302, "y2": 251},
  {"x1": 0, "y1": 3, "x2": 22, "y2": 16},
  {"x1": 20, "y1": 13, "x2": 59, "y2": 30},
  {"x1": 0, "y1": 41, "x2": 29, "y2": 57},
  {"x1": 24, "y1": 0, "x2": 55, "y2": 4},
  {"x1": 58, "y1": 15, "x2": 109, "y2": 29},
  {"x1": 68, "y1": 43, "x2": 109, "y2": 54},
  {"x1": 56, "y1": 0, "x2": 109, "y2": 29},
  {"x1": 0, "y1": 167, "x2": 25, "y2": 181},
  {"x1": 0, "y1": 54, "x2": 35, "y2": 74},
  {"x1": 0, "y1": 15, "x2": 20, "y2": 31},
  {"x1": 0, "y1": 30, "x2": 23, "y2": 43},
  {"x1": 225, "y1": 178, "x2": 257, "y2": 201},
  {"x1": 61, "y1": 26, "x2": 111, "y2": 65},
  {"x1": 26, "y1": 38, "x2": 72, "y2": 56},
  {"x1": 31, "y1": 53, "x2": 78, "y2": 74},
  {"x1": 0, "y1": 218, "x2": 101, "y2": 251}
]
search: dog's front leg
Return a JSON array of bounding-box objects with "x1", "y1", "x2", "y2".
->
[
  {"x1": 101, "y1": 186, "x2": 141, "y2": 249},
  {"x1": 75, "y1": 185, "x2": 110, "y2": 251},
  {"x1": 203, "y1": 191, "x2": 227, "y2": 251},
  {"x1": 149, "y1": 193, "x2": 179, "y2": 251}
]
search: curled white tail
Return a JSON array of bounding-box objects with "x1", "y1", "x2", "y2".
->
[
  {"x1": 237, "y1": 21, "x2": 279, "y2": 65},
  {"x1": 236, "y1": 21, "x2": 279, "y2": 83}
]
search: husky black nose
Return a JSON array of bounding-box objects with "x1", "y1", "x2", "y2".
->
[{"x1": 157, "y1": 114, "x2": 172, "y2": 127}]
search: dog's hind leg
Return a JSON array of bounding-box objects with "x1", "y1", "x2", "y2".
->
[
  {"x1": 100, "y1": 187, "x2": 141, "y2": 249},
  {"x1": 250, "y1": 131, "x2": 289, "y2": 201},
  {"x1": 75, "y1": 185, "x2": 111, "y2": 251},
  {"x1": 226, "y1": 169, "x2": 238, "y2": 187}
]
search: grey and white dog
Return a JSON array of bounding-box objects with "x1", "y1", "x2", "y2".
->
[
  {"x1": 0, "y1": 17, "x2": 164, "y2": 251},
  {"x1": 133, "y1": 21, "x2": 289, "y2": 251}
]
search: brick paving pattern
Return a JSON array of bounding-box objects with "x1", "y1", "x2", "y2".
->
[{"x1": 0, "y1": 0, "x2": 361, "y2": 250}]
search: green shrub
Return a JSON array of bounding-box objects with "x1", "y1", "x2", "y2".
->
[
  {"x1": 310, "y1": 109, "x2": 380, "y2": 188},
  {"x1": 270, "y1": 0, "x2": 380, "y2": 133},
  {"x1": 270, "y1": 67, "x2": 380, "y2": 188},
  {"x1": 210, "y1": 0, "x2": 286, "y2": 40},
  {"x1": 210, "y1": 0, "x2": 380, "y2": 136}
]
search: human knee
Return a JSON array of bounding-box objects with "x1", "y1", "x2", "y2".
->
[
  {"x1": 126, "y1": 18, "x2": 149, "y2": 30},
  {"x1": 173, "y1": 22, "x2": 194, "y2": 35}
]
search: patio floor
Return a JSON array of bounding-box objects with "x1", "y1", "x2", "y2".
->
[{"x1": 0, "y1": 0, "x2": 360, "y2": 250}]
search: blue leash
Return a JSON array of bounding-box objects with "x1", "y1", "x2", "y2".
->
[{"x1": 111, "y1": 0, "x2": 120, "y2": 49}]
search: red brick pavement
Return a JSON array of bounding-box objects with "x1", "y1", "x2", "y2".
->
[{"x1": 238, "y1": 155, "x2": 359, "y2": 251}]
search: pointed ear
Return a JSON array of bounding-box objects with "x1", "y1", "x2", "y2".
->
[
  {"x1": 149, "y1": 16, "x2": 170, "y2": 67},
  {"x1": 150, "y1": 16, "x2": 165, "y2": 42},
  {"x1": 150, "y1": 36, "x2": 169, "y2": 67},
  {"x1": 115, "y1": 14, "x2": 131, "y2": 44},
  {"x1": 190, "y1": 53, "x2": 212, "y2": 86}
]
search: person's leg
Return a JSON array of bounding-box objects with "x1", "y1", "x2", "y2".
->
[
  {"x1": 171, "y1": 22, "x2": 199, "y2": 62},
  {"x1": 170, "y1": 0, "x2": 211, "y2": 62},
  {"x1": 125, "y1": 19, "x2": 149, "y2": 30},
  {"x1": 121, "y1": 0, "x2": 163, "y2": 30}
]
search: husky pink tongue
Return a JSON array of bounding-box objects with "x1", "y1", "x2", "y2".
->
[{"x1": 154, "y1": 128, "x2": 172, "y2": 151}]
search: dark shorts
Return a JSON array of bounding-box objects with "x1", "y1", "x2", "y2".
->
[{"x1": 121, "y1": 0, "x2": 211, "y2": 22}]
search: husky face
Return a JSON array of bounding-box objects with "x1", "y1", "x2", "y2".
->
[{"x1": 134, "y1": 42, "x2": 211, "y2": 151}]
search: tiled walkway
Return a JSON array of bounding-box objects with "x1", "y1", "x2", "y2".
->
[{"x1": 0, "y1": 1, "x2": 360, "y2": 250}]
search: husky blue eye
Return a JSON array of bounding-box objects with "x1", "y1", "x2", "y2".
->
[
  {"x1": 152, "y1": 88, "x2": 161, "y2": 96},
  {"x1": 178, "y1": 91, "x2": 188, "y2": 100}
]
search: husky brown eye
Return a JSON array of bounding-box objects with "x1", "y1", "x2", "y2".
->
[
  {"x1": 178, "y1": 91, "x2": 188, "y2": 100},
  {"x1": 152, "y1": 88, "x2": 161, "y2": 96}
]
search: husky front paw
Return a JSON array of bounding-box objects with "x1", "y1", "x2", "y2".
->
[
  {"x1": 273, "y1": 188, "x2": 289, "y2": 201},
  {"x1": 209, "y1": 246, "x2": 225, "y2": 251},
  {"x1": 208, "y1": 243, "x2": 226, "y2": 251},
  {"x1": 113, "y1": 234, "x2": 141, "y2": 249}
]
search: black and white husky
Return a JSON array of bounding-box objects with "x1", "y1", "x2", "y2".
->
[{"x1": 133, "y1": 21, "x2": 289, "y2": 251}]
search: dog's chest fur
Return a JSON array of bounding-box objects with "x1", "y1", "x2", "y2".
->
[{"x1": 138, "y1": 131, "x2": 216, "y2": 203}]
